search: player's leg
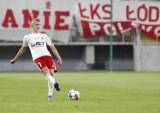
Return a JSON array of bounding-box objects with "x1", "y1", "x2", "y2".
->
[
  {"x1": 34, "y1": 58, "x2": 56, "y2": 87},
  {"x1": 47, "y1": 82, "x2": 54, "y2": 100},
  {"x1": 42, "y1": 67, "x2": 56, "y2": 100},
  {"x1": 42, "y1": 67, "x2": 55, "y2": 85},
  {"x1": 45, "y1": 56, "x2": 60, "y2": 100},
  {"x1": 46, "y1": 56, "x2": 60, "y2": 91},
  {"x1": 34, "y1": 57, "x2": 55, "y2": 100},
  {"x1": 50, "y1": 69, "x2": 60, "y2": 91}
]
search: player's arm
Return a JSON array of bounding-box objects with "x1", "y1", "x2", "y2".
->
[
  {"x1": 10, "y1": 46, "x2": 27, "y2": 64},
  {"x1": 49, "y1": 44, "x2": 62, "y2": 66}
]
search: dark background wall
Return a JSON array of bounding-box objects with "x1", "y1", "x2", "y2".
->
[{"x1": 0, "y1": 45, "x2": 133, "y2": 71}]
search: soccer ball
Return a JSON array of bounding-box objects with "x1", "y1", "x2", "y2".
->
[{"x1": 68, "y1": 89, "x2": 80, "y2": 100}]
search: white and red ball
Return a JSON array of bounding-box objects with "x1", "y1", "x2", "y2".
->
[{"x1": 68, "y1": 89, "x2": 80, "y2": 100}]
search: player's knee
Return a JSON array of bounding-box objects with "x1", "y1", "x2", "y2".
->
[{"x1": 42, "y1": 67, "x2": 50, "y2": 75}]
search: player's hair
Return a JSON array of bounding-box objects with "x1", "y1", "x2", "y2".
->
[{"x1": 31, "y1": 18, "x2": 41, "y2": 26}]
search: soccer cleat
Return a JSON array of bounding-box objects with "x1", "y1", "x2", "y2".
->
[
  {"x1": 54, "y1": 82, "x2": 60, "y2": 91},
  {"x1": 48, "y1": 95, "x2": 52, "y2": 100}
]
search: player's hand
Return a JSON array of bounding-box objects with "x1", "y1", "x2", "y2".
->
[
  {"x1": 57, "y1": 58, "x2": 62, "y2": 67},
  {"x1": 10, "y1": 59, "x2": 16, "y2": 64}
]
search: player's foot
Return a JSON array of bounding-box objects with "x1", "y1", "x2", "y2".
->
[
  {"x1": 54, "y1": 82, "x2": 60, "y2": 91},
  {"x1": 48, "y1": 95, "x2": 52, "y2": 100}
]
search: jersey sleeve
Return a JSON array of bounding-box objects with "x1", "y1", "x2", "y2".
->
[
  {"x1": 44, "y1": 34, "x2": 52, "y2": 46},
  {"x1": 22, "y1": 35, "x2": 28, "y2": 47}
]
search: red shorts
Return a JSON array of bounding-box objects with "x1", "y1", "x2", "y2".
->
[{"x1": 34, "y1": 56, "x2": 57, "y2": 72}]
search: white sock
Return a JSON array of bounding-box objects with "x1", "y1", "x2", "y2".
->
[
  {"x1": 45, "y1": 74, "x2": 55, "y2": 88},
  {"x1": 48, "y1": 82, "x2": 54, "y2": 96}
]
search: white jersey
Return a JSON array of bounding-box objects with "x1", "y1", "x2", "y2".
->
[{"x1": 22, "y1": 33, "x2": 52, "y2": 60}]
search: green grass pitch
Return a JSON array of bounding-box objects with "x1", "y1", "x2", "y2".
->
[{"x1": 0, "y1": 71, "x2": 160, "y2": 113}]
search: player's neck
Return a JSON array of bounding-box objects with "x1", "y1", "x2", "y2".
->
[{"x1": 32, "y1": 30, "x2": 40, "y2": 34}]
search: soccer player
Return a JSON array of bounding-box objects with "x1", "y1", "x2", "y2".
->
[{"x1": 10, "y1": 18, "x2": 63, "y2": 100}]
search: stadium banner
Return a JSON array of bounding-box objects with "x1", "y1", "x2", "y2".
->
[
  {"x1": 0, "y1": 0, "x2": 160, "y2": 42},
  {"x1": 0, "y1": 0, "x2": 55, "y2": 41},
  {"x1": 0, "y1": 0, "x2": 75, "y2": 43},
  {"x1": 74, "y1": 0, "x2": 160, "y2": 39}
]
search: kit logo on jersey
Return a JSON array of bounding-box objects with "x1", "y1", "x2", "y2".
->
[{"x1": 31, "y1": 42, "x2": 44, "y2": 47}]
